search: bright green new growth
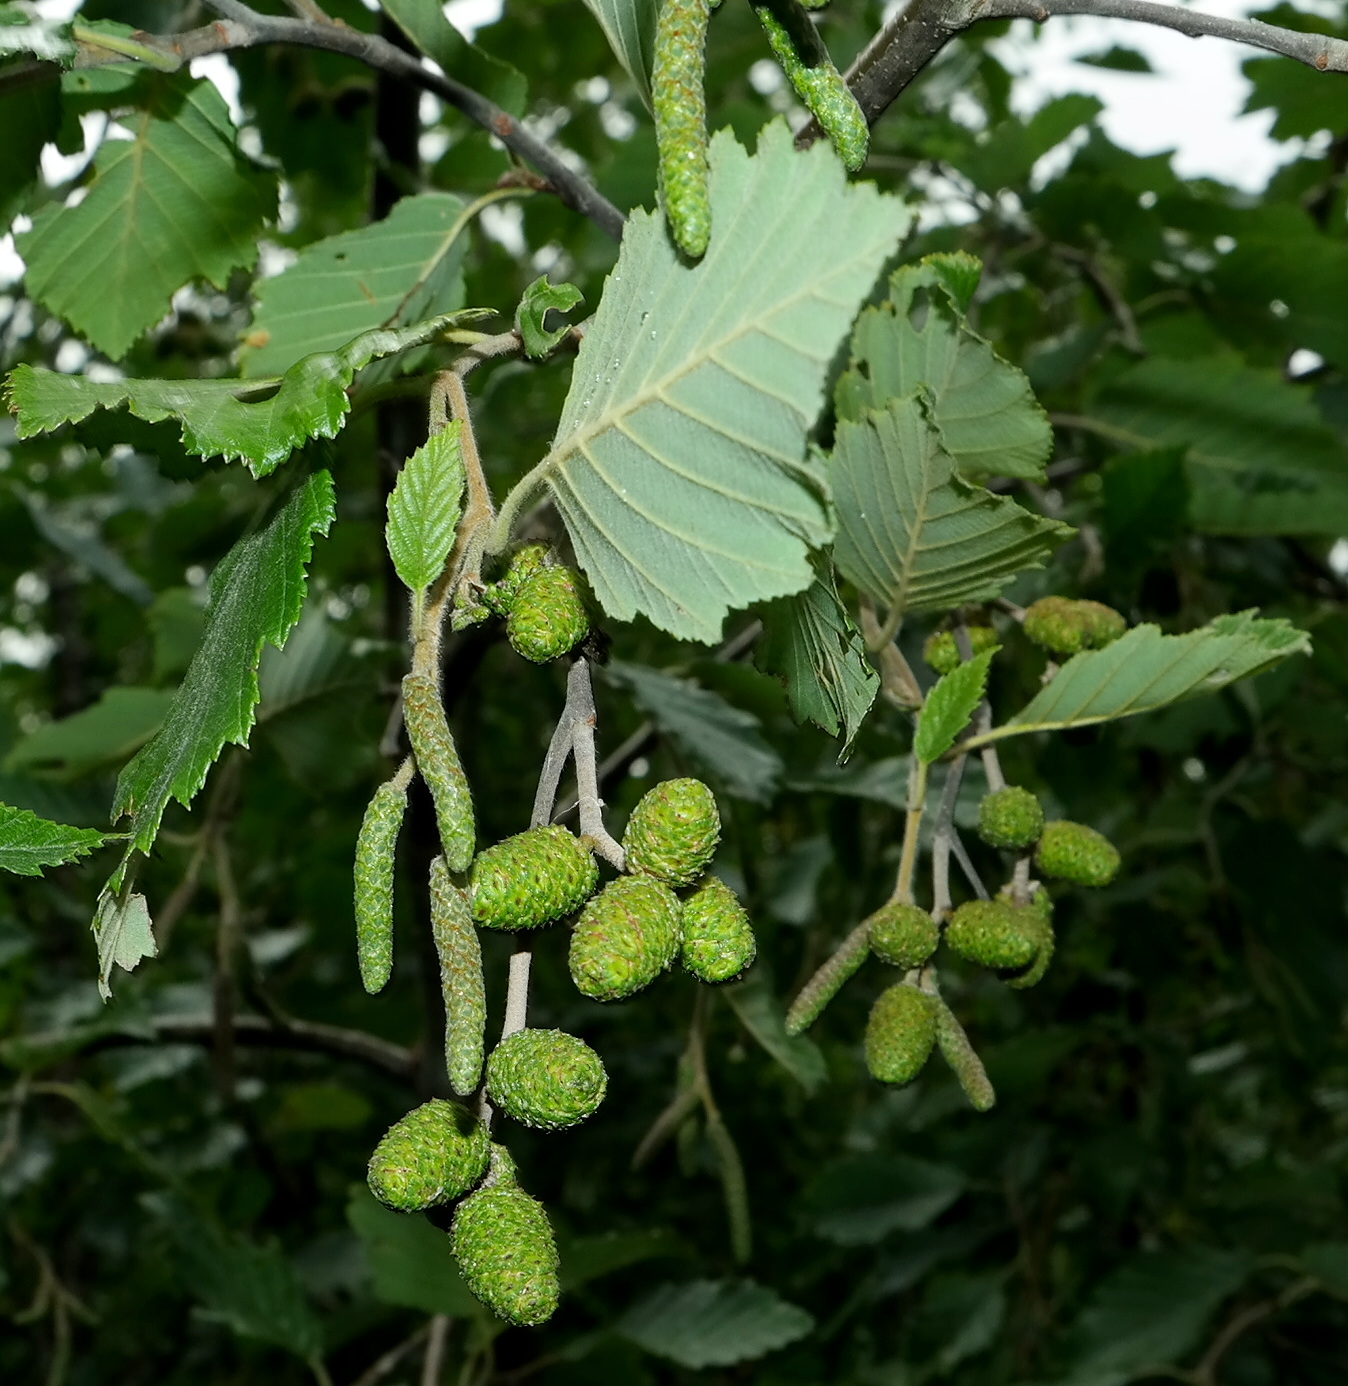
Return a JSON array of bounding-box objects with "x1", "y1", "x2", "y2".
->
[
  {"x1": 353, "y1": 778, "x2": 406, "y2": 995},
  {"x1": 1023, "y1": 596, "x2": 1127, "y2": 657},
  {"x1": 623, "y1": 777, "x2": 721, "y2": 887},
  {"x1": 470, "y1": 825, "x2": 598, "y2": 931},
  {"x1": 944, "y1": 899, "x2": 1039, "y2": 972},
  {"x1": 999, "y1": 885, "x2": 1055, "y2": 990},
  {"x1": 867, "y1": 901, "x2": 939, "y2": 970},
  {"x1": 922, "y1": 625, "x2": 998, "y2": 675},
  {"x1": 569, "y1": 874, "x2": 683, "y2": 1001},
  {"x1": 751, "y1": 0, "x2": 868, "y2": 172},
  {"x1": 367, "y1": 1099, "x2": 490, "y2": 1212},
  {"x1": 864, "y1": 983, "x2": 939, "y2": 1085},
  {"x1": 451, "y1": 1184, "x2": 560, "y2": 1326},
  {"x1": 976, "y1": 785, "x2": 1045, "y2": 851},
  {"x1": 486, "y1": 1029, "x2": 608, "y2": 1130},
  {"x1": 1034, "y1": 819, "x2": 1121, "y2": 887},
  {"x1": 652, "y1": 0, "x2": 712, "y2": 257},
  {"x1": 506, "y1": 566, "x2": 590, "y2": 663},
  {"x1": 401, "y1": 673, "x2": 475, "y2": 872},
  {"x1": 431, "y1": 856, "x2": 486, "y2": 1096},
  {"x1": 482, "y1": 542, "x2": 549, "y2": 615},
  {"x1": 680, "y1": 876, "x2": 757, "y2": 983}
]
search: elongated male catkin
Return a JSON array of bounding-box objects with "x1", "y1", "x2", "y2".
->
[
  {"x1": 431, "y1": 855, "x2": 487, "y2": 1097},
  {"x1": 934, "y1": 999, "x2": 996, "y2": 1112},
  {"x1": 653, "y1": 0, "x2": 712, "y2": 257},
  {"x1": 752, "y1": 0, "x2": 868, "y2": 172},
  {"x1": 354, "y1": 778, "x2": 407, "y2": 995},
  {"x1": 784, "y1": 918, "x2": 869, "y2": 1035},
  {"x1": 402, "y1": 672, "x2": 475, "y2": 872}
]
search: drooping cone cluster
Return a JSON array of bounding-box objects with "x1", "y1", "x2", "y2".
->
[
  {"x1": 864, "y1": 983, "x2": 939, "y2": 1085},
  {"x1": 1023, "y1": 596, "x2": 1126, "y2": 657},
  {"x1": 451, "y1": 1173, "x2": 560, "y2": 1327},
  {"x1": 998, "y1": 884, "x2": 1055, "y2": 990},
  {"x1": 486, "y1": 1029, "x2": 607, "y2": 1130},
  {"x1": 507, "y1": 566, "x2": 591, "y2": 664},
  {"x1": 866, "y1": 902, "x2": 939, "y2": 970},
  {"x1": 944, "y1": 899, "x2": 1040, "y2": 973},
  {"x1": 680, "y1": 876, "x2": 756, "y2": 983},
  {"x1": 569, "y1": 875, "x2": 682, "y2": 1001},
  {"x1": 367, "y1": 1100, "x2": 490, "y2": 1212},
  {"x1": 976, "y1": 786, "x2": 1045, "y2": 851},
  {"x1": 923, "y1": 624, "x2": 998, "y2": 675},
  {"x1": 623, "y1": 777, "x2": 721, "y2": 887},
  {"x1": 469, "y1": 825, "x2": 599, "y2": 931},
  {"x1": 1034, "y1": 820, "x2": 1120, "y2": 888}
]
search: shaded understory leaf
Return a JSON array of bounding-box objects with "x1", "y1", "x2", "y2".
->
[
  {"x1": 799, "y1": 1153, "x2": 968, "y2": 1247},
  {"x1": 723, "y1": 970, "x2": 827, "y2": 1093},
  {"x1": 619, "y1": 1278, "x2": 814, "y2": 1368},
  {"x1": 580, "y1": 0, "x2": 659, "y2": 110},
  {"x1": 5, "y1": 687, "x2": 176, "y2": 779},
  {"x1": 0, "y1": 802, "x2": 113, "y2": 877}
]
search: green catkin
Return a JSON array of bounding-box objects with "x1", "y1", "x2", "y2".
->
[
  {"x1": 569, "y1": 875, "x2": 683, "y2": 1001},
  {"x1": 750, "y1": 0, "x2": 869, "y2": 172},
  {"x1": 353, "y1": 778, "x2": 407, "y2": 995},
  {"x1": 653, "y1": 0, "x2": 712, "y2": 257},
  {"x1": 401, "y1": 673, "x2": 475, "y2": 872},
  {"x1": 1034, "y1": 819, "x2": 1120, "y2": 888},
  {"x1": 470, "y1": 825, "x2": 599, "y2": 931},
  {"x1": 866, "y1": 901, "x2": 939, "y2": 970},
  {"x1": 784, "y1": 919, "x2": 869, "y2": 1035},
  {"x1": 486, "y1": 1029, "x2": 608, "y2": 1130},
  {"x1": 976, "y1": 786, "x2": 1045, "y2": 851},
  {"x1": 680, "y1": 875, "x2": 757, "y2": 983},
  {"x1": 923, "y1": 625, "x2": 998, "y2": 675},
  {"x1": 864, "y1": 983, "x2": 939, "y2": 1085},
  {"x1": 934, "y1": 999, "x2": 996, "y2": 1111},
  {"x1": 623, "y1": 777, "x2": 721, "y2": 887},
  {"x1": 367, "y1": 1099, "x2": 490, "y2": 1212},
  {"x1": 944, "y1": 899, "x2": 1039, "y2": 972},
  {"x1": 451, "y1": 1183, "x2": 560, "y2": 1326},
  {"x1": 430, "y1": 856, "x2": 486, "y2": 1097}
]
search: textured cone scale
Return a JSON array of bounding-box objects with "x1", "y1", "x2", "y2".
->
[
  {"x1": 1023, "y1": 596, "x2": 1091, "y2": 656},
  {"x1": 1034, "y1": 820, "x2": 1120, "y2": 888},
  {"x1": 865, "y1": 984, "x2": 939, "y2": 1085},
  {"x1": 923, "y1": 625, "x2": 998, "y2": 675},
  {"x1": 506, "y1": 566, "x2": 590, "y2": 664},
  {"x1": 451, "y1": 1185, "x2": 560, "y2": 1326},
  {"x1": 680, "y1": 876, "x2": 756, "y2": 983},
  {"x1": 1076, "y1": 599, "x2": 1126, "y2": 648},
  {"x1": 569, "y1": 875, "x2": 682, "y2": 1001},
  {"x1": 483, "y1": 543, "x2": 549, "y2": 616},
  {"x1": 354, "y1": 778, "x2": 407, "y2": 994},
  {"x1": 944, "y1": 900, "x2": 1039, "y2": 971},
  {"x1": 430, "y1": 856, "x2": 486, "y2": 1096},
  {"x1": 486, "y1": 1029, "x2": 607, "y2": 1130},
  {"x1": 866, "y1": 902, "x2": 939, "y2": 970},
  {"x1": 994, "y1": 882, "x2": 1055, "y2": 988},
  {"x1": 402, "y1": 673, "x2": 475, "y2": 872},
  {"x1": 470, "y1": 825, "x2": 598, "y2": 931},
  {"x1": 653, "y1": 0, "x2": 712, "y2": 257},
  {"x1": 367, "y1": 1099, "x2": 490, "y2": 1212},
  {"x1": 976, "y1": 786, "x2": 1045, "y2": 851},
  {"x1": 623, "y1": 777, "x2": 721, "y2": 887}
]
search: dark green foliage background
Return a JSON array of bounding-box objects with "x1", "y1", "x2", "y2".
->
[{"x1": 2, "y1": 0, "x2": 1348, "y2": 1381}]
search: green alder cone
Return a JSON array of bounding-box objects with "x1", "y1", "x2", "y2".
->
[
  {"x1": 653, "y1": 0, "x2": 712, "y2": 257},
  {"x1": 680, "y1": 875, "x2": 757, "y2": 983},
  {"x1": 402, "y1": 672, "x2": 475, "y2": 872},
  {"x1": 470, "y1": 825, "x2": 599, "y2": 931},
  {"x1": 1076, "y1": 598, "x2": 1127, "y2": 648},
  {"x1": 506, "y1": 566, "x2": 590, "y2": 664},
  {"x1": 623, "y1": 777, "x2": 721, "y2": 887},
  {"x1": 451, "y1": 1184, "x2": 560, "y2": 1326},
  {"x1": 485, "y1": 1028, "x2": 608, "y2": 1130},
  {"x1": 1023, "y1": 596, "x2": 1127, "y2": 657},
  {"x1": 998, "y1": 885, "x2": 1055, "y2": 990},
  {"x1": 569, "y1": 874, "x2": 682, "y2": 1002},
  {"x1": 866, "y1": 901, "x2": 939, "y2": 970},
  {"x1": 482, "y1": 543, "x2": 549, "y2": 615},
  {"x1": 367, "y1": 1099, "x2": 490, "y2": 1212},
  {"x1": 353, "y1": 778, "x2": 407, "y2": 995},
  {"x1": 976, "y1": 785, "x2": 1045, "y2": 851},
  {"x1": 864, "y1": 983, "x2": 939, "y2": 1085},
  {"x1": 923, "y1": 625, "x2": 998, "y2": 675},
  {"x1": 1034, "y1": 819, "x2": 1120, "y2": 888},
  {"x1": 431, "y1": 856, "x2": 486, "y2": 1096},
  {"x1": 944, "y1": 899, "x2": 1039, "y2": 972}
]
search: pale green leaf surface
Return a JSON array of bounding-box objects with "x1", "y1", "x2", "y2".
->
[
  {"x1": 386, "y1": 424, "x2": 465, "y2": 594},
  {"x1": 580, "y1": 0, "x2": 658, "y2": 110},
  {"x1": 515, "y1": 274, "x2": 584, "y2": 359},
  {"x1": 830, "y1": 394, "x2": 1073, "y2": 616},
  {"x1": 914, "y1": 648, "x2": 996, "y2": 763},
  {"x1": 377, "y1": 0, "x2": 525, "y2": 114},
  {"x1": 5, "y1": 687, "x2": 175, "y2": 778},
  {"x1": 112, "y1": 472, "x2": 336, "y2": 863},
  {"x1": 619, "y1": 1278, "x2": 814, "y2": 1368},
  {"x1": 347, "y1": 1186, "x2": 479, "y2": 1318},
  {"x1": 723, "y1": 971, "x2": 827, "y2": 1093},
  {"x1": 19, "y1": 75, "x2": 276, "y2": 360},
  {"x1": 239, "y1": 192, "x2": 470, "y2": 378},
  {"x1": 0, "y1": 802, "x2": 112, "y2": 877},
  {"x1": 800, "y1": 1154, "x2": 967, "y2": 1246},
  {"x1": 530, "y1": 122, "x2": 909, "y2": 642},
  {"x1": 92, "y1": 888, "x2": 155, "y2": 999}
]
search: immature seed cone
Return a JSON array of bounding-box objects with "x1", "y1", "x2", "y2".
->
[
  {"x1": 1076, "y1": 599, "x2": 1127, "y2": 649},
  {"x1": 998, "y1": 885, "x2": 1055, "y2": 990},
  {"x1": 623, "y1": 777, "x2": 721, "y2": 887},
  {"x1": 569, "y1": 875, "x2": 682, "y2": 1002},
  {"x1": 923, "y1": 625, "x2": 998, "y2": 675},
  {"x1": 451, "y1": 1184, "x2": 560, "y2": 1326},
  {"x1": 866, "y1": 901, "x2": 939, "y2": 970},
  {"x1": 354, "y1": 778, "x2": 407, "y2": 994},
  {"x1": 482, "y1": 543, "x2": 549, "y2": 616},
  {"x1": 402, "y1": 673, "x2": 475, "y2": 872},
  {"x1": 367, "y1": 1099, "x2": 490, "y2": 1212},
  {"x1": 864, "y1": 983, "x2": 939, "y2": 1085},
  {"x1": 680, "y1": 876, "x2": 756, "y2": 984},
  {"x1": 944, "y1": 899, "x2": 1039, "y2": 972},
  {"x1": 506, "y1": 566, "x2": 590, "y2": 664},
  {"x1": 1034, "y1": 820, "x2": 1120, "y2": 888},
  {"x1": 976, "y1": 786, "x2": 1045, "y2": 851},
  {"x1": 1023, "y1": 597, "x2": 1128, "y2": 657},
  {"x1": 470, "y1": 825, "x2": 598, "y2": 931},
  {"x1": 486, "y1": 1029, "x2": 607, "y2": 1130},
  {"x1": 430, "y1": 856, "x2": 486, "y2": 1096}
]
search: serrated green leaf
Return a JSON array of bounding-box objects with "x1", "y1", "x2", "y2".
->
[
  {"x1": 955, "y1": 94, "x2": 1103, "y2": 195},
  {"x1": 723, "y1": 971, "x2": 827, "y2": 1093},
  {"x1": 239, "y1": 192, "x2": 471, "y2": 378},
  {"x1": 0, "y1": 2, "x2": 74, "y2": 61},
  {"x1": 385, "y1": 425, "x2": 465, "y2": 594},
  {"x1": 92, "y1": 886, "x2": 155, "y2": 1000},
  {"x1": 619, "y1": 1278, "x2": 814, "y2": 1368},
  {"x1": 581, "y1": 0, "x2": 658, "y2": 111},
  {"x1": 800, "y1": 1154, "x2": 967, "y2": 1246},
  {"x1": 973, "y1": 612, "x2": 1310, "y2": 748},
  {"x1": 517, "y1": 122, "x2": 909, "y2": 643},
  {"x1": 6, "y1": 312, "x2": 483, "y2": 476},
  {"x1": 5, "y1": 687, "x2": 175, "y2": 779},
  {"x1": 347, "y1": 1185, "x2": 480, "y2": 1318},
  {"x1": 830, "y1": 394, "x2": 1073, "y2": 617},
  {"x1": 378, "y1": 0, "x2": 525, "y2": 115},
  {"x1": 111, "y1": 472, "x2": 336, "y2": 866},
  {"x1": 914, "y1": 648, "x2": 996, "y2": 763},
  {"x1": 756, "y1": 572, "x2": 878, "y2": 747},
  {"x1": 515, "y1": 275, "x2": 584, "y2": 359},
  {"x1": 0, "y1": 803, "x2": 112, "y2": 877},
  {"x1": 18, "y1": 74, "x2": 276, "y2": 360},
  {"x1": 1244, "y1": 55, "x2": 1348, "y2": 141},
  {"x1": 836, "y1": 256, "x2": 1052, "y2": 481}
]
